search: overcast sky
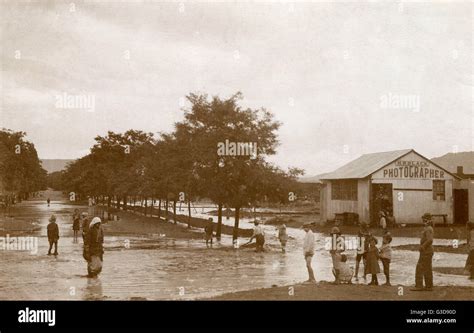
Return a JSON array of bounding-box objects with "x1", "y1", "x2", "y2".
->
[{"x1": 1, "y1": 1, "x2": 472, "y2": 176}]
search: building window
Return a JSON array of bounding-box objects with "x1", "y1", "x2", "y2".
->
[
  {"x1": 433, "y1": 180, "x2": 445, "y2": 201},
  {"x1": 331, "y1": 180, "x2": 358, "y2": 201}
]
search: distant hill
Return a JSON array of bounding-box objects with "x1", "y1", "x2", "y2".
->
[
  {"x1": 40, "y1": 159, "x2": 75, "y2": 174},
  {"x1": 431, "y1": 152, "x2": 474, "y2": 174}
]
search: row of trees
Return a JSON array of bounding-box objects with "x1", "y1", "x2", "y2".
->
[
  {"x1": 0, "y1": 129, "x2": 47, "y2": 203},
  {"x1": 56, "y1": 92, "x2": 303, "y2": 241}
]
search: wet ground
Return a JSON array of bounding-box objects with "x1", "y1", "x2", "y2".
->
[{"x1": 0, "y1": 199, "x2": 472, "y2": 300}]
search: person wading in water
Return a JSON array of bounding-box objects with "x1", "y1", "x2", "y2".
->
[
  {"x1": 248, "y1": 220, "x2": 265, "y2": 252},
  {"x1": 72, "y1": 209, "x2": 80, "y2": 243},
  {"x1": 47, "y1": 215, "x2": 59, "y2": 256},
  {"x1": 83, "y1": 217, "x2": 104, "y2": 278}
]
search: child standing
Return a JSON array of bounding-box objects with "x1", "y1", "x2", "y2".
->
[
  {"x1": 47, "y1": 215, "x2": 59, "y2": 256},
  {"x1": 278, "y1": 224, "x2": 289, "y2": 253},
  {"x1": 379, "y1": 232, "x2": 393, "y2": 286},
  {"x1": 204, "y1": 218, "x2": 214, "y2": 248}
]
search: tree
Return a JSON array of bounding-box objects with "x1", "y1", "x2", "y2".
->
[
  {"x1": 176, "y1": 92, "x2": 283, "y2": 241},
  {"x1": 62, "y1": 130, "x2": 155, "y2": 211},
  {"x1": 0, "y1": 129, "x2": 47, "y2": 201},
  {"x1": 59, "y1": 92, "x2": 303, "y2": 243}
]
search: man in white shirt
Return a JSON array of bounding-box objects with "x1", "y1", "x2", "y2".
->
[
  {"x1": 249, "y1": 220, "x2": 265, "y2": 252},
  {"x1": 302, "y1": 222, "x2": 316, "y2": 283}
]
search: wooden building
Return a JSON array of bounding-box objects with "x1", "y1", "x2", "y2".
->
[
  {"x1": 320, "y1": 149, "x2": 462, "y2": 225},
  {"x1": 453, "y1": 166, "x2": 474, "y2": 224}
]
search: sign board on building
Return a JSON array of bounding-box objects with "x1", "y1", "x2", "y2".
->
[{"x1": 373, "y1": 151, "x2": 452, "y2": 180}]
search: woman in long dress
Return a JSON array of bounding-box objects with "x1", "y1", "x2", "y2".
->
[
  {"x1": 365, "y1": 236, "x2": 380, "y2": 285},
  {"x1": 85, "y1": 217, "x2": 104, "y2": 278}
]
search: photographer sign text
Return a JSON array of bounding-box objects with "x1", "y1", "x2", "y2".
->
[{"x1": 382, "y1": 160, "x2": 445, "y2": 179}]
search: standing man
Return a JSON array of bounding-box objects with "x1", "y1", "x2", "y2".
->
[
  {"x1": 72, "y1": 209, "x2": 80, "y2": 243},
  {"x1": 411, "y1": 214, "x2": 434, "y2": 291},
  {"x1": 47, "y1": 198, "x2": 51, "y2": 207},
  {"x1": 86, "y1": 217, "x2": 104, "y2": 278},
  {"x1": 204, "y1": 218, "x2": 214, "y2": 248},
  {"x1": 47, "y1": 215, "x2": 59, "y2": 256},
  {"x1": 302, "y1": 222, "x2": 316, "y2": 284}
]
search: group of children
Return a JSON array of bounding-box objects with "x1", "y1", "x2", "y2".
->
[
  {"x1": 330, "y1": 223, "x2": 393, "y2": 286},
  {"x1": 202, "y1": 216, "x2": 395, "y2": 286},
  {"x1": 46, "y1": 209, "x2": 105, "y2": 277}
]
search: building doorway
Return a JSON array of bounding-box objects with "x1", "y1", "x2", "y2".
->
[
  {"x1": 371, "y1": 183, "x2": 393, "y2": 227},
  {"x1": 453, "y1": 189, "x2": 469, "y2": 224}
]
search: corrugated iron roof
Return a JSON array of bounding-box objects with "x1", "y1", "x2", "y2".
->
[{"x1": 320, "y1": 149, "x2": 413, "y2": 180}]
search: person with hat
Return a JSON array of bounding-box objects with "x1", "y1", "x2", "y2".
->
[
  {"x1": 278, "y1": 224, "x2": 289, "y2": 253},
  {"x1": 365, "y1": 235, "x2": 381, "y2": 285},
  {"x1": 411, "y1": 214, "x2": 434, "y2": 291},
  {"x1": 379, "y1": 232, "x2": 393, "y2": 286},
  {"x1": 465, "y1": 221, "x2": 474, "y2": 280},
  {"x1": 355, "y1": 222, "x2": 371, "y2": 281},
  {"x1": 47, "y1": 215, "x2": 59, "y2": 256},
  {"x1": 248, "y1": 220, "x2": 265, "y2": 252},
  {"x1": 302, "y1": 222, "x2": 316, "y2": 283},
  {"x1": 85, "y1": 217, "x2": 104, "y2": 278}
]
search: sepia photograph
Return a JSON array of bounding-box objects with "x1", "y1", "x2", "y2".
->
[{"x1": 0, "y1": 0, "x2": 473, "y2": 330}]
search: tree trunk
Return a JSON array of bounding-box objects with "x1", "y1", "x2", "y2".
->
[
  {"x1": 150, "y1": 197, "x2": 154, "y2": 217},
  {"x1": 232, "y1": 207, "x2": 240, "y2": 242},
  {"x1": 107, "y1": 196, "x2": 111, "y2": 220},
  {"x1": 144, "y1": 197, "x2": 148, "y2": 216},
  {"x1": 173, "y1": 200, "x2": 177, "y2": 224},
  {"x1": 165, "y1": 199, "x2": 169, "y2": 220},
  {"x1": 158, "y1": 199, "x2": 161, "y2": 219},
  {"x1": 187, "y1": 200, "x2": 191, "y2": 228},
  {"x1": 216, "y1": 203, "x2": 223, "y2": 241}
]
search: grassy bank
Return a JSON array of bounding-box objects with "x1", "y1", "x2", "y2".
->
[
  {"x1": 209, "y1": 282, "x2": 474, "y2": 300},
  {"x1": 95, "y1": 204, "x2": 254, "y2": 238}
]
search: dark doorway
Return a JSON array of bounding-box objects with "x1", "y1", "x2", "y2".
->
[
  {"x1": 371, "y1": 183, "x2": 393, "y2": 227},
  {"x1": 453, "y1": 189, "x2": 469, "y2": 224}
]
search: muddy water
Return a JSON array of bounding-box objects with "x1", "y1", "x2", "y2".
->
[{"x1": 0, "y1": 200, "x2": 472, "y2": 300}]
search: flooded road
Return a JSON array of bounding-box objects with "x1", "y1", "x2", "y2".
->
[{"x1": 0, "y1": 200, "x2": 472, "y2": 300}]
